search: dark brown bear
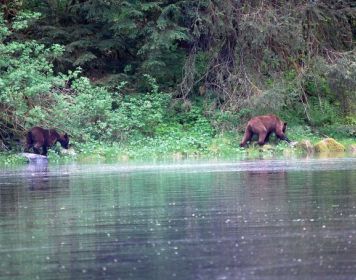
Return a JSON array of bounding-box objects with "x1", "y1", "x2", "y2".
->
[
  {"x1": 25, "y1": 127, "x2": 69, "y2": 156},
  {"x1": 240, "y1": 114, "x2": 290, "y2": 147}
]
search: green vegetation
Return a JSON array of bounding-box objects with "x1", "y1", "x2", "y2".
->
[{"x1": 0, "y1": 1, "x2": 355, "y2": 165}]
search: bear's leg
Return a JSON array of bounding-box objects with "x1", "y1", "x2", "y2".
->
[
  {"x1": 42, "y1": 146, "x2": 48, "y2": 156},
  {"x1": 264, "y1": 132, "x2": 272, "y2": 143},
  {"x1": 24, "y1": 144, "x2": 31, "y2": 153},
  {"x1": 33, "y1": 143, "x2": 42, "y2": 155},
  {"x1": 257, "y1": 130, "x2": 267, "y2": 146},
  {"x1": 240, "y1": 129, "x2": 253, "y2": 147},
  {"x1": 25, "y1": 132, "x2": 33, "y2": 153}
]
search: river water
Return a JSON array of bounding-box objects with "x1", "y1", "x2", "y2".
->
[{"x1": 0, "y1": 157, "x2": 355, "y2": 280}]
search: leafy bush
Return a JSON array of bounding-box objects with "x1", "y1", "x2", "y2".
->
[
  {"x1": 0, "y1": 12, "x2": 66, "y2": 149},
  {"x1": 0, "y1": 10, "x2": 172, "y2": 149},
  {"x1": 319, "y1": 125, "x2": 356, "y2": 139},
  {"x1": 211, "y1": 110, "x2": 241, "y2": 132},
  {"x1": 53, "y1": 74, "x2": 171, "y2": 142},
  {"x1": 307, "y1": 98, "x2": 341, "y2": 127},
  {"x1": 327, "y1": 54, "x2": 356, "y2": 117}
]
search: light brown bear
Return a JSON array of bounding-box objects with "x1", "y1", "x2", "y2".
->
[{"x1": 240, "y1": 114, "x2": 290, "y2": 147}]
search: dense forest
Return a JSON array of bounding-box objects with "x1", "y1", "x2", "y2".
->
[{"x1": 0, "y1": 0, "x2": 355, "y2": 157}]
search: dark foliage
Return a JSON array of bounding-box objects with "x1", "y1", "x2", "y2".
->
[{"x1": 0, "y1": 0, "x2": 355, "y2": 149}]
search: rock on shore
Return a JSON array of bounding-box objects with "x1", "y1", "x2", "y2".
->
[
  {"x1": 20, "y1": 153, "x2": 48, "y2": 163},
  {"x1": 314, "y1": 138, "x2": 345, "y2": 153}
]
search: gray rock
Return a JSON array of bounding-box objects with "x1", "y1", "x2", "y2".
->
[
  {"x1": 20, "y1": 153, "x2": 48, "y2": 163},
  {"x1": 295, "y1": 140, "x2": 314, "y2": 154}
]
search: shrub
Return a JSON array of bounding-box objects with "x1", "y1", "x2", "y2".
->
[
  {"x1": 327, "y1": 54, "x2": 356, "y2": 117},
  {"x1": 0, "y1": 11, "x2": 172, "y2": 148},
  {"x1": 0, "y1": 12, "x2": 66, "y2": 149},
  {"x1": 54, "y1": 74, "x2": 171, "y2": 142}
]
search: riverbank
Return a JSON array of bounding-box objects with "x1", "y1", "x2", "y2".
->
[{"x1": 1, "y1": 126, "x2": 355, "y2": 166}]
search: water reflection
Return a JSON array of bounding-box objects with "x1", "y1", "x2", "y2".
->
[
  {"x1": 26, "y1": 164, "x2": 69, "y2": 193},
  {"x1": 0, "y1": 158, "x2": 355, "y2": 279},
  {"x1": 25, "y1": 162, "x2": 50, "y2": 191}
]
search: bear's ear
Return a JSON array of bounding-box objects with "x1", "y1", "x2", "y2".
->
[{"x1": 64, "y1": 133, "x2": 69, "y2": 139}]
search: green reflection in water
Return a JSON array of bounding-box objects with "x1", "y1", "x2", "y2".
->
[{"x1": 0, "y1": 163, "x2": 355, "y2": 279}]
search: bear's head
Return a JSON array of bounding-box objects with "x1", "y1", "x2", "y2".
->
[{"x1": 59, "y1": 133, "x2": 69, "y2": 149}]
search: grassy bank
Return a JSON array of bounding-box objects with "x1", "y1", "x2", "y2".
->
[{"x1": 1, "y1": 125, "x2": 354, "y2": 167}]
